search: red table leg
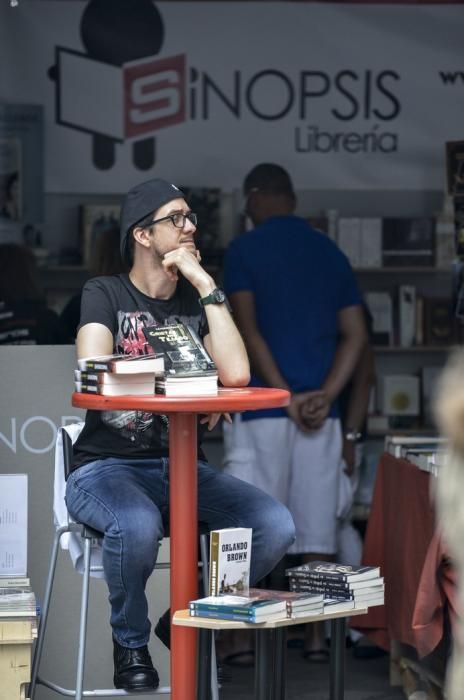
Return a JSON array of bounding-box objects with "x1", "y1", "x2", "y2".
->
[{"x1": 169, "y1": 412, "x2": 198, "y2": 700}]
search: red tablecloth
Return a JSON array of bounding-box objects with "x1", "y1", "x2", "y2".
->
[{"x1": 353, "y1": 452, "x2": 457, "y2": 657}]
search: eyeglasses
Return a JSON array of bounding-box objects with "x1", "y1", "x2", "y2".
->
[{"x1": 149, "y1": 212, "x2": 198, "y2": 229}]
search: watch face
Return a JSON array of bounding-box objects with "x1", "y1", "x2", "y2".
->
[{"x1": 213, "y1": 288, "x2": 226, "y2": 303}]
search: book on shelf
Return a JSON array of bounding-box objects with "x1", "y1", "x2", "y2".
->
[
  {"x1": 337, "y1": 217, "x2": 361, "y2": 267},
  {"x1": 286, "y1": 561, "x2": 380, "y2": 584},
  {"x1": 415, "y1": 295, "x2": 425, "y2": 345},
  {"x1": 424, "y1": 297, "x2": 457, "y2": 346},
  {"x1": 435, "y1": 195, "x2": 456, "y2": 268},
  {"x1": 365, "y1": 292, "x2": 393, "y2": 346},
  {"x1": 381, "y1": 375, "x2": 420, "y2": 417},
  {"x1": 398, "y1": 285, "x2": 416, "y2": 347},
  {"x1": 77, "y1": 353, "x2": 164, "y2": 374},
  {"x1": 360, "y1": 217, "x2": 382, "y2": 268},
  {"x1": 382, "y1": 217, "x2": 435, "y2": 267},
  {"x1": 209, "y1": 527, "x2": 252, "y2": 596},
  {"x1": 143, "y1": 323, "x2": 218, "y2": 396}
]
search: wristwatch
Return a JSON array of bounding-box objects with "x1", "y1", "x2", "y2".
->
[
  {"x1": 199, "y1": 287, "x2": 226, "y2": 306},
  {"x1": 344, "y1": 429, "x2": 362, "y2": 442}
]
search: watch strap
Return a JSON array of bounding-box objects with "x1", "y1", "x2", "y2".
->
[{"x1": 198, "y1": 287, "x2": 226, "y2": 306}]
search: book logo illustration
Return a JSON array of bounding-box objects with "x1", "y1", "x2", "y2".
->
[{"x1": 49, "y1": 0, "x2": 186, "y2": 170}]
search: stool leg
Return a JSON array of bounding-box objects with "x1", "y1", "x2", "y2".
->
[
  {"x1": 199, "y1": 533, "x2": 219, "y2": 700},
  {"x1": 273, "y1": 627, "x2": 287, "y2": 700},
  {"x1": 329, "y1": 618, "x2": 346, "y2": 700},
  {"x1": 197, "y1": 628, "x2": 212, "y2": 700},
  {"x1": 255, "y1": 629, "x2": 274, "y2": 700},
  {"x1": 75, "y1": 536, "x2": 92, "y2": 700},
  {"x1": 30, "y1": 526, "x2": 65, "y2": 699}
]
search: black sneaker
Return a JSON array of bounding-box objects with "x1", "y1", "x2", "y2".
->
[{"x1": 113, "y1": 638, "x2": 159, "y2": 691}]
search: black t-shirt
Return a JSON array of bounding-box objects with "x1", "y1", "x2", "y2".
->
[{"x1": 72, "y1": 273, "x2": 208, "y2": 470}]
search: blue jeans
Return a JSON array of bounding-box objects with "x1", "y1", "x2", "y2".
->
[{"x1": 65, "y1": 457, "x2": 296, "y2": 647}]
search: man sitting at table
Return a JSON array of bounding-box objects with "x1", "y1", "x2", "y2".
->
[{"x1": 65, "y1": 178, "x2": 296, "y2": 692}]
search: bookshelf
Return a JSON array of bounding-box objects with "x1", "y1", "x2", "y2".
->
[
  {"x1": 357, "y1": 265, "x2": 455, "y2": 441},
  {"x1": 373, "y1": 345, "x2": 454, "y2": 353},
  {"x1": 354, "y1": 266, "x2": 453, "y2": 274}
]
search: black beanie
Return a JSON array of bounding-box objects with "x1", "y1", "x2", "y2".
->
[{"x1": 120, "y1": 178, "x2": 185, "y2": 262}]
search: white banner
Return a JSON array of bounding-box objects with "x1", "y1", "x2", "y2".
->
[{"x1": 0, "y1": 1, "x2": 463, "y2": 192}]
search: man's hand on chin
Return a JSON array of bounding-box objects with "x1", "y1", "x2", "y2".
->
[{"x1": 162, "y1": 247, "x2": 214, "y2": 295}]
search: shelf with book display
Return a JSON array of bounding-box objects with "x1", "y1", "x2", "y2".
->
[
  {"x1": 373, "y1": 345, "x2": 454, "y2": 353},
  {"x1": 367, "y1": 426, "x2": 439, "y2": 438},
  {"x1": 354, "y1": 267, "x2": 453, "y2": 275}
]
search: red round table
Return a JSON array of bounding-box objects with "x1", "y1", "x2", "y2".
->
[{"x1": 72, "y1": 386, "x2": 290, "y2": 700}]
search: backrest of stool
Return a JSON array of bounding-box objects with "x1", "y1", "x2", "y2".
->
[
  {"x1": 59, "y1": 426, "x2": 103, "y2": 541},
  {"x1": 62, "y1": 428, "x2": 74, "y2": 480}
]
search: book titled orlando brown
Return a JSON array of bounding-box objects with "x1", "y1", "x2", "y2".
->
[{"x1": 209, "y1": 527, "x2": 252, "y2": 596}]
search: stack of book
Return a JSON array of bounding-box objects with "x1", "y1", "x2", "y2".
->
[
  {"x1": 143, "y1": 323, "x2": 218, "y2": 396},
  {"x1": 189, "y1": 588, "x2": 324, "y2": 623},
  {"x1": 286, "y1": 561, "x2": 384, "y2": 611},
  {"x1": 74, "y1": 353, "x2": 163, "y2": 396},
  {"x1": 189, "y1": 592, "x2": 287, "y2": 623},
  {"x1": 0, "y1": 575, "x2": 36, "y2": 618},
  {"x1": 250, "y1": 588, "x2": 324, "y2": 618}
]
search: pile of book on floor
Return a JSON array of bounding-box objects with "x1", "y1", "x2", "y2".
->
[
  {"x1": 189, "y1": 588, "x2": 325, "y2": 623},
  {"x1": 286, "y1": 561, "x2": 384, "y2": 613},
  {"x1": 143, "y1": 323, "x2": 218, "y2": 396},
  {"x1": 0, "y1": 574, "x2": 36, "y2": 618},
  {"x1": 75, "y1": 353, "x2": 162, "y2": 396}
]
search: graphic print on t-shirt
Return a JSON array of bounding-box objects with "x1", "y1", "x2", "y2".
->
[
  {"x1": 115, "y1": 310, "x2": 157, "y2": 355},
  {"x1": 103, "y1": 310, "x2": 204, "y2": 448}
]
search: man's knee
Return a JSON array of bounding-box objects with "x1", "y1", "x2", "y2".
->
[{"x1": 258, "y1": 499, "x2": 296, "y2": 554}]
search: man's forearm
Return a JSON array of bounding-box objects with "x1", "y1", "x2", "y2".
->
[
  {"x1": 245, "y1": 331, "x2": 289, "y2": 390},
  {"x1": 343, "y1": 344, "x2": 375, "y2": 431},
  {"x1": 322, "y1": 334, "x2": 367, "y2": 403},
  {"x1": 204, "y1": 304, "x2": 250, "y2": 386}
]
